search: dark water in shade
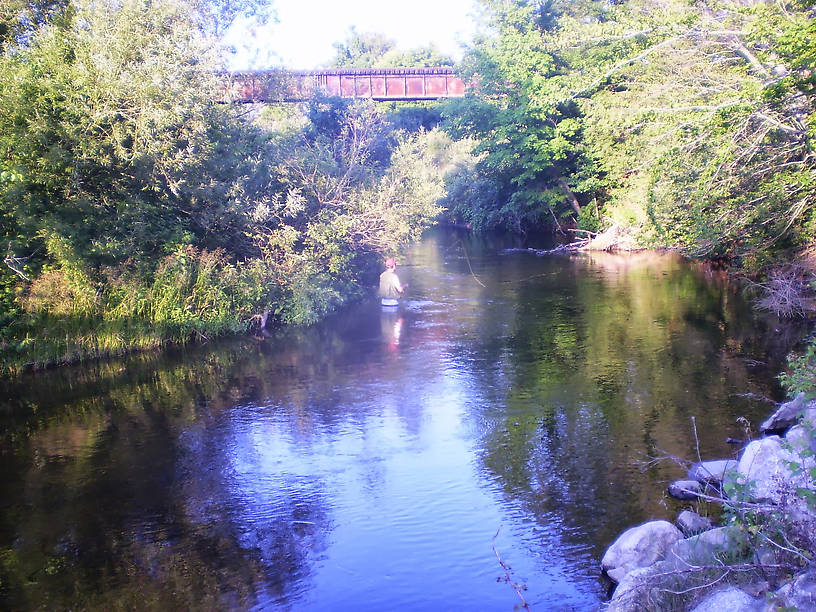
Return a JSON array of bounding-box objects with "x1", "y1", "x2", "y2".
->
[{"x1": 0, "y1": 230, "x2": 805, "y2": 611}]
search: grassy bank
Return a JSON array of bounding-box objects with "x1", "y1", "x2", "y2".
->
[{"x1": 0, "y1": 245, "x2": 362, "y2": 375}]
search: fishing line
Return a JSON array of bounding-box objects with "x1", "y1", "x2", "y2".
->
[
  {"x1": 501, "y1": 270, "x2": 558, "y2": 285},
  {"x1": 459, "y1": 239, "x2": 560, "y2": 287},
  {"x1": 459, "y1": 239, "x2": 486, "y2": 288}
]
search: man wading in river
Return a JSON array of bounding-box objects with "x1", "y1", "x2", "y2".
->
[{"x1": 379, "y1": 257, "x2": 405, "y2": 307}]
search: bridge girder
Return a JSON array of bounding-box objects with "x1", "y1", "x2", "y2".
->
[{"x1": 222, "y1": 67, "x2": 467, "y2": 103}]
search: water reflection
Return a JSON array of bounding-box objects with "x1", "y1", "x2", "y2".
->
[
  {"x1": 380, "y1": 309, "x2": 404, "y2": 352},
  {"x1": 0, "y1": 229, "x2": 804, "y2": 610}
]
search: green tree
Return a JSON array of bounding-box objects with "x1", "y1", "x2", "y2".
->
[
  {"x1": 440, "y1": 0, "x2": 815, "y2": 257},
  {"x1": 330, "y1": 27, "x2": 455, "y2": 69},
  {"x1": 379, "y1": 43, "x2": 455, "y2": 68},
  {"x1": 0, "y1": 0, "x2": 264, "y2": 276},
  {"x1": 0, "y1": 0, "x2": 70, "y2": 50},
  {"x1": 0, "y1": 0, "x2": 460, "y2": 370},
  {"x1": 330, "y1": 27, "x2": 396, "y2": 68},
  {"x1": 560, "y1": 0, "x2": 816, "y2": 262},
  {"x1": 258, "y1": 100, "x2": 447, "y2": 323},
  {"x1": 441, "y1": 0, "x2": 604, "y2": 233}
]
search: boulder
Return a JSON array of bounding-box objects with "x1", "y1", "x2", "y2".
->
[
  {"x1": 763, "y1": 568, "x2": 816, "y2": 611},
  {"x1": 676, "y1": 510, "x2": 712, "y2": 536},
  {"x1": 670, "y1": 526, "x2": 734, "y2": 566},
  {"x1": 606, "y1": 528, "x2": 755, "y2": 612},
  {"x1": 760, "y1": 392, "x2": 812, "y2": 433},
  {"x1": 601, "y1": 520, "x2": 683, "y2": 584},
  {"x1": 785, "y1": 423, "x2": 816, "y2": 455},
  {"x1": 668, "y1": 479, "x2": 703, "y2": 500},
  {"x1": 689, "y1": 586, "x2": 761, "y2": 612},
  {"x1": 736, "y1": 436, "x2": 815, "y2": 504},
  {"x1": 688, "y1": 459, "x2": 738, "y2": 484},
  {"x1": 742, "y1": 579, "x2": 770, "y2": 598},
  {"x1": 606, "y1": 565, "x2": 661, "y2": 612}
]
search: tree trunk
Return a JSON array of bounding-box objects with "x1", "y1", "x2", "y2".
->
[{"x1": 556, "y1": 177, "x2": 581, "y2": 214}]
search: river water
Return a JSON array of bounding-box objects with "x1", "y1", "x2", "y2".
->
[{"x1": 0, "y1": 230, "x2": 802, "y2": 610}]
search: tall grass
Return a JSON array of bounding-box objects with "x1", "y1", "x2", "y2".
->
[{"x1": 0, "y1": 247, "x2": 284, "y2": 374}]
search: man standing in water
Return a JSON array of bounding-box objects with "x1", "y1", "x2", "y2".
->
[{"x1": 379, "y1": 257, "x2": 405, "y2": 307}]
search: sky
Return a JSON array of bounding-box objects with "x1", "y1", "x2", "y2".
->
[{"x1": 222, "y1": 0, "x2": 480, "y2": 70}]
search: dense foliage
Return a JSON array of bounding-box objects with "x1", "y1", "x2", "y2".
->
[
  {"x1": 0, "y1": 0, "x2": 452, "y2": 371},
  {"x1": 443, "y1": 0, "x2": 815, "y2": 255},
  {"x1": 441, "y1": 0, "x2": 604, "y2": 232},
  {"x1": 439, "y1": 0, "x2": 815, "y2": 394},
  {"x1": 330, "y1": 27, "x2": 455, "y2": 69},
  {"x1": 2, "y1": 0, "x2": 815, "y2": 372}
]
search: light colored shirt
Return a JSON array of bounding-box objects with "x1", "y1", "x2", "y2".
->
[{"x1": 379, "y1": 269, "x2": 403, "y2": 300}]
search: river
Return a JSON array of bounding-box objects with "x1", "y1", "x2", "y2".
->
[{"x1": 0, "y1": 230, "x2": 802, "y2": 610}]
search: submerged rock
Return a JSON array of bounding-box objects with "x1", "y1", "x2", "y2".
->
[
  {"x1": 688, "y1": 459, "x2": 738, "y2": 484},
  {"x1": 668, "y1": 479, "x2": 703, "y2": 500},
  {"x1": 676, "y1": 510, "x2": 712, "y2": 536},
  {"x1": 601, "y1": 520, "x2": 683, "y2": 584}
]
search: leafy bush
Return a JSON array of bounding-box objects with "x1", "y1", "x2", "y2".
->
[{"x1": 781, "y1": 341, "x2": 816, "y2": 399}]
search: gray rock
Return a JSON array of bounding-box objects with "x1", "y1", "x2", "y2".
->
[
  {"x1": 601, "y1": 520, "x2": 683, "y2": 584},
  {"x1": 736, "y1": 435, "x2": 815, "y2": 504},
  {"x1": 688, "y1": 459, "x2": 738, "y2": 484},
  {"x1": 762, "y1": 568, "x2": 816, "y2": 611},
  {"x1": 607, "y1": 528, "x2": 758, "y2": 612},
  {"x1": 785, "y1": 422, "x2": 816, "y2": 455},
  {"x1": 606, "y1": 565, "x2": 660, "y2": 612},
  {"x1": 670, "y1": 526, "x2": 735, "y2": 566},
  {"x1": 668, "y1": 479, "x2": 703, "y2": 500},
  {"x1": 803, "y1": 406, "x2": 816, "y2": 429},
  {"x1": 752, "y1": 540, "x2": 783, "y2": 569},
  {"x1": 742, "y1": 579, "x2": 770, "y2": 598},
  {"x1": 676, "y1": 510, "x2": 712, "y2": 536},
  {"x1": 760, "y1": 392, "x2": 812, "y2": 433},
  {"x1": 690, "y1": 586, "x2": 761, "y2": 612}
]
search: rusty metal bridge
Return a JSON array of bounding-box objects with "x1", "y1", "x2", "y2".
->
[{"x1": 222, "y1": 67, "x2": 467, "y2": 103}]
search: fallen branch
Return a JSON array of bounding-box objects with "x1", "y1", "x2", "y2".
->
[
  {"x1": 492, "y1": 527, "x2": 531, "y2": 610},
  {"x1": 502, "y1": 240, "x2": 590, "y2": 257},
  {"x1": 4, "y1": 243, "x2": 30, "y2": 280}
]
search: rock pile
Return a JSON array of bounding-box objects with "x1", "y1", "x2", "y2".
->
[{"x1": 601, "y1": 394, "x2": 816, "y2": 611}]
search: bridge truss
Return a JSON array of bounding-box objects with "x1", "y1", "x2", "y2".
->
[{"x1": 223, "y1": 68, "x2": 467, "y2": 103}]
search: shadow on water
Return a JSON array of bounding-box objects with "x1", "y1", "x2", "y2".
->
[{"x1": 0, "y1": 228, "x2": 806, "y2": 610}]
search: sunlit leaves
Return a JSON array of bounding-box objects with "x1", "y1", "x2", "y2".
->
[
  {"x1": 0, "y1": 0, "x2": 263, "y2": 273},
  {"x1": 438, "y1": 0, "x2": 608, "y2": 231},
  {"x1": 330, "y1": 27, "x2": 455, "y2": 69}
]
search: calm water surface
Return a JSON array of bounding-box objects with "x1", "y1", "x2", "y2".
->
[{"x1": 0, "y1": 231, "x2": 802, "y2": 610}]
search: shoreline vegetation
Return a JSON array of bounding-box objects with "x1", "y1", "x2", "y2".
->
[{"x1": 0, "y1": 224, "x2": 642, "y2": 375}]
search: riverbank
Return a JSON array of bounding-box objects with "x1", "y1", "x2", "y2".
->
[
  {"x1": 0, "y1": 226, "x2": 661, "y2": 376},
  {"x1": 0, "y1": 242, "x2": 369, "y2": 376},
  {"x1": 601, "y1": 393, "x2": 816, "y2": 611}
]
